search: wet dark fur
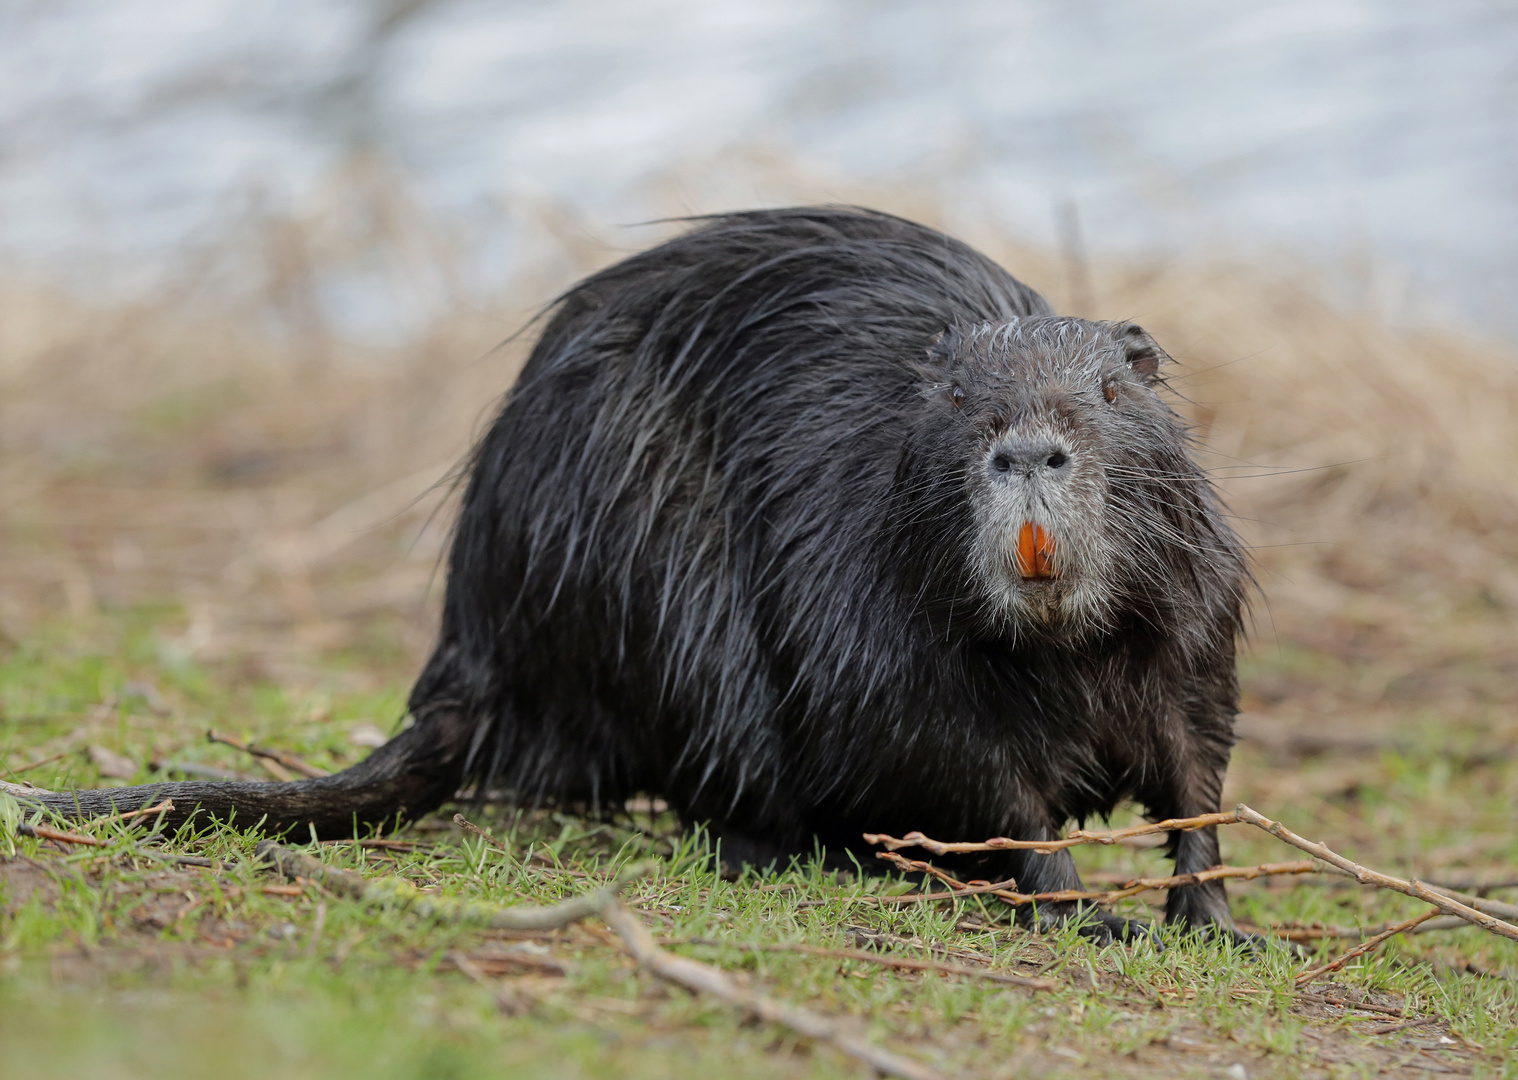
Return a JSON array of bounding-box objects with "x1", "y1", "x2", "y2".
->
[{"x1": 23, "y1": 207, "x2": 1247, "y2": 939}]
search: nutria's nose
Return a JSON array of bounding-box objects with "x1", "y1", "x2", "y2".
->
[{"x1": 988, "y1": 439, "x2": 1070, "y2": 479}]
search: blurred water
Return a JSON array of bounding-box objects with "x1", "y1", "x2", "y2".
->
[{"x1": 2, "y1": 0, "x2": 1515, "y2": 341}]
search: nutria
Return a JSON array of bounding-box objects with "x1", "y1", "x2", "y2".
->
[{"x1": 15, "y1": 207, "x2": 1248, "y2": 940}]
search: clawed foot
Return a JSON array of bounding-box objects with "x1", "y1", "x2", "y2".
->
[
  {"x1": 1024, "y1": 903, "x2": 1164, "y2": 949},
  {"x1": 1170, "y1": 919, "x2": 1268, "y2": 952},
  {"x1": 1024, "y1": 906, "x2": 1291, "y2": 955}
]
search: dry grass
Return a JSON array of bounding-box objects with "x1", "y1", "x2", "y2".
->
[{"x1": 6, "y1": 198, "x2": 1518, "y2": 680}]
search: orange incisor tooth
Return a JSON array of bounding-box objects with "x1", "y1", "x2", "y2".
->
[{"x1": 1016, "y1": 522, "x2": 1057, "y2": 579}]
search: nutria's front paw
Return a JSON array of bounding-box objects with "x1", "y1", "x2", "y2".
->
[
  {"x1": 1027, "y1": 902, "x2": 1164, "y2": 949},
  {"x1": 1166, "y1": 911, "x2": 1282, "y2": 954}
]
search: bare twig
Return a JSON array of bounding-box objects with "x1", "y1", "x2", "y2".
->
[
  {"x1": 864, "y1": 810, "x2": 1239, "y2": 856},
  {"x1": 1298, "y1": 992, "x2": 1406, "y2": 1018},
  {"x1": 453, "y1": 812, "x2": 507, "y2": 850},
  {"x1": 1420, "y1": 884, "x2": 1518, "y2": 923},
  {"x1": 318, "y1": 838, "x2": 425, "y2": 851},
  {"x1": 255, "y1": 842, "x2": 947, "y2": 1079},
  {"x1": 440, "y1": 948, "x2": 574, "y2": 977},
  {"x1": 1366, "y1": 1016, "x2": 1438, "y2": 1036},
  {"x1": 601, "y1": 901, "x2": 949, "y2": 1080},
  {"x1": 1234, "y1": 805, "x2": 1518, "y2": 943},
  {"x1": 7, "y1": 751, "x2": 70, "y2": 776},
  {"x1": 674, "y1": 938, "x2": 1055, "y2": 990},
  {"x1": 865, "y1": 805, "x2": 1518, "y2": 944},
  {"x1": 17, "y1": 821, "x2": 104, "y2": 846},
  {"x1": 207, "y1": 729, "x2": 328, "y2": 779},
  {"x1": 87, "y1": 799, "x2": 174, "y2": 828},
  {"x1": 137, "y1": 850, "x2": 218, "y2": 868},
  {"x1": 1295, "y1": 908, "x2": 1443, "y2": 983},
  {"x1": 875, "y1": 850, "x2": 1317, "y2": 908},
  {"x1": 255, "y1": 841, "x2": 645, "y2": 929},
  {"x1": 449, "y1": 950, "x2": 601, "y2": 1024},
  {"x1": 1248, "y1": 915, "x2": 1467, "y2": 942},
  {"x1": 13, "y1": 818, "x2": 217, "y2": 867},
  {"x1": 1422, "y1": 874, "x2": 1518, "y2": 896},
  {"x1": 863, "y1": 876, "x2": 1025, "y2": 907}
]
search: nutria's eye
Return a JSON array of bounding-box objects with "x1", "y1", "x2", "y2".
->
[
  {"x1": 1103, "y1": 383, "x2": 1118, "y2": 404},
  {"x1": 950, "y1": 387, "x2": 966, "y2": 408}
]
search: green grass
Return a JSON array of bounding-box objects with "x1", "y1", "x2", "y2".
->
[{"x1": 3, "y1": 609, "x2": 1516, "y2": 1079}]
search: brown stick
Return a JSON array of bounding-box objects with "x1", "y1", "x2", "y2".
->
[
  {"x1": 863, "y1": 876, "x2": 1025, "y2": 906},
  {"x1": 17, "y1": 821, "x2": 104, "y2": 846},
  {"x1": 1250, "y1": 915, "x2": 1467, "y2": 942},
  {"x1": 876, "y1": 850, "x2": 1317, "y2": 907},
  {"x1": 207, "y1": 729, "x2": 329, "y2": 779},
  {"x1": 87, "y1": 799, "x2": 175, "y2": 828},
  {"x1": 453, "y1": 812, "x2": 508, "y2": 850},
  {"x1": 675, "y1": 938, "x2": 1055, "y2": 990},
  {"x1": 880, "y1": 844, "x2": 1467, "y2": 945},
  {"x1": 863, "y1": 810, "x2": 1240, "y2": 855},
  {"x1": 1420, "y1": 884, "x2": 1518, "y2": 924},
  {"x1": 255, "y1": 841, "x2": 642, "y2": 929},
  {"x1": 1233, "y1": 805, "x2": 1518, "y2": 943},
  {"x1": 318, "y1": 838, "x2": 425, "y2": 851},
  {"x1": 1298, "y1": 992, "x2": 1406, "y2": 1018},
  {"x1": 600, "y1": 900, "x2": 949, "y2": 1080},
  {"x1": 254, "y1": 842, "x2": 947, "y2": 1079},
  {"x1": 1295, "y1": 908, "x2": 1443, "y2": 984},
  {"x1": 7, "y1": 751, "x2": 70, "y2": 776},
  {"x1": 867, "y1": 806, "x2": 1518, "y2": 944}
]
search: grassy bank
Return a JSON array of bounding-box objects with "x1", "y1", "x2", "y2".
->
[{"x1": 3, "y1": 604, "x2": 1514, "y2": 1079}]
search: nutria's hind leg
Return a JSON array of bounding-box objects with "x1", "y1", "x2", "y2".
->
[
  {"x1": 1013, "y1": 847, "x2": 1158, "y2": 946},
  {"x1": 707, "y1": 827, "x2": 797, "y2": 878},
  {"x1": 1165, "y1": 824, "x2": 1267, "y2": 950}
]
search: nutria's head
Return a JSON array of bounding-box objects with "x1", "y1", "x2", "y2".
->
[{"x1": 907, "y1": 316, "x2": 1235, "y2": 640}]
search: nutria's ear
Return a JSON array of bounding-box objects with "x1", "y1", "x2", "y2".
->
[
  {"x1": 1117, "y1": 323, "x2": 1169, "y2": 381},
  {"x1": 911, "y1": 327, "x2": 961, "y2": 385},
  {"x1": 926, "y1": 327, "x2": 962, "y2": 366}
]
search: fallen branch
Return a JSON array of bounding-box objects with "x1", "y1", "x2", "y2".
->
[
  {"x1": 1298, "y1": 992, "x2": 1406, "y2": 1018},
  {"x1": 17, "y1": 821, "x2": 104, "y2": 847},
  {"x1": 11, "y1": 812, "x2": 217, "y2": 867},
  {"x1": 1295, "y1": 909, "x2": 1444, "y2": 984},
  {"x1": 1423, "y1": 874, "x2": 1518, "y2": 896},
  {"x1": 865, "y1": 805, "x2": 1518, "y2": 946},
  {"x1": 863, "y1": 810, "x2": 1240, "y2": 856},
  {"x1": 453, "y1": 812, "x2": 507, "y2": 850},
  {"x1": 256, "y1": 842, "x2": 948, "y2": 1080},
  {"x1": 88, "y1": 799, "x2": 175, "y2": 829},
  {"x1": 1233, "y1": 805, "x2": 1518, "y2": 943},
  {"x1": 860, "y1": 876, "x2": 1025, "y2": 907},
  {"x1": 867, "y1": 802, "x2": 1518, "y2": 988},
  {"x1": 875, "y1": 850, "x2": 1317, "y2": 908},
  {"x1": 673, "y1": 937, "x2": 1055, "y2": 990},
  {"x1": 208, "y1": 729, "x2": 328, "y2": 780},
  {"x1": 601, "y1": 901, "x2": 948, "y2": 1080},
  {"x1": 317, "y1": 838, "x2": 426, "y2": 851},
  {"x1": 1246, "y1": 915, "x2": 1467, "y2": 942},
  {"x1": 1420, "y1": 884, "x2": 1518, "y2": 923},
  {"x1": 255, "y1": 841, "x2": 642, "y2": 930},
  {"x1": 7, "y1": 750, "x2": 70, "y2": 776}
]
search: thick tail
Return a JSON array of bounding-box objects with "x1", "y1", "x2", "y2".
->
[{"x1": 4, "y1": 709, "x2": 474, "y2": 839}]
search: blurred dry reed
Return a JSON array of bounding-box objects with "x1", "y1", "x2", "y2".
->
[{"x1": 3, "y1": 179, "x2": 1516, "y2": 712}]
